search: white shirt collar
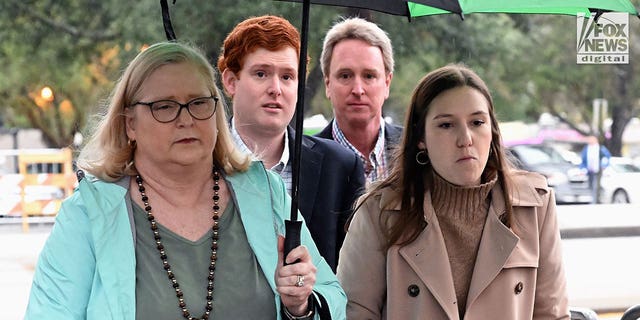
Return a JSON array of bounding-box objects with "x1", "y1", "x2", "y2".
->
[{"x1": 230, "y1": 118, "x2": 289, "y2": 169}]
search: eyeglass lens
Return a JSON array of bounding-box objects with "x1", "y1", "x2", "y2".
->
[{"x1": 150, "y1": 97, "x2": 217, "y2": 122}]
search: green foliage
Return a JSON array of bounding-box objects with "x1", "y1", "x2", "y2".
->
[{"x1": 0, "y1": 0, "x2": 126, "y2": 147}]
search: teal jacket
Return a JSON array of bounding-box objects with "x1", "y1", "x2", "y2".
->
[{"x1": 25, "y1": 162, "x2": 346, "y2": 319}]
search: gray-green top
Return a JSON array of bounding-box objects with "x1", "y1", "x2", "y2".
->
[{"x1": 133, "y1": 198, "x2": 276, "y2": 319}]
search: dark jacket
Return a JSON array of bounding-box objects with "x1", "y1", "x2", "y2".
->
[
  {"x1": 316, "y1": 120, "x2": 403, "y2": 168},
  {"x1": 287, "y1": 126, "x2": 365, "y2": 271}
]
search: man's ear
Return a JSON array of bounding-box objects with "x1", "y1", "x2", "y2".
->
[
  {"x1": 324, "y1": 76, "x2": 331, "y2": 98},
  {"x1": 222, "y1": 69, "x2": 238, "y2": 97},
  {"x1": 383, "y1": 72, "x2": 393, "y2": 99}
]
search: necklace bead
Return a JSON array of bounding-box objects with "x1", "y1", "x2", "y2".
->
[{"x1": 135, "y1": 168, "x2": 221, "y2": 320}]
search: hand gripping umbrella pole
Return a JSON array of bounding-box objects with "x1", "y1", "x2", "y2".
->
[{"x1": 282, "y1": 0, "x2": 311, "y2": 264}]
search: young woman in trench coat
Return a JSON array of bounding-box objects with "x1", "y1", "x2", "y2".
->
[{"x1": 337, "y1": 64, "x2": 570, "y2": 320}]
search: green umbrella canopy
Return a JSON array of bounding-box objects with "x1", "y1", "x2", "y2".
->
[
  {"x1": 409, "y1": 0, "x2": 639, "y2": 18},
  {"x1": 280, "y1": 1, "x2": 639, "y2": 18}
]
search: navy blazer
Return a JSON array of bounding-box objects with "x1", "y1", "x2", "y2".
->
[
  {"x1": 316, "y1": 120, "x2": 403, "y2": 167},
  {"x1": 287, "y1": 126, "x2": 365, "y2": 271}
]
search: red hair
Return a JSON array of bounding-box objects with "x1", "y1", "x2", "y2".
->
[{"x1": 218, "y1": 15, "x2": 301, "y2": 74}]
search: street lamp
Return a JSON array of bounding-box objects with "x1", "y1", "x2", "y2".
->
[
  {"x1": 35, "y1": 85, "x2": 77, "y2": 149},
  {"x1": 33, "y1": 85, "x2": 55, "y2": 109},
  {"x1": 36, "y1": 85, "x2": 64, "y2": 147},
  {"x1": 40, "y1": 86, "x2": 54, "y2": 103}
]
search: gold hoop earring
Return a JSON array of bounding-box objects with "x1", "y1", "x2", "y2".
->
[{"x1": 416, "y1": 150, "x2": 429, "y2": 165}]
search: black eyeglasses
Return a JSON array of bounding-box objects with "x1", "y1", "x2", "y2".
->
[{"x1": 132, "y1": 95, "x2": 218, "y2": 123}]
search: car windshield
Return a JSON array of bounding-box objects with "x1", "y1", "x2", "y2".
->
[
  {"x1": 611, "y1": 163, "x2": 640, "y2": 173},
  {"x1": 513, "y1": 145, "x2": 565, "y2": 165}
]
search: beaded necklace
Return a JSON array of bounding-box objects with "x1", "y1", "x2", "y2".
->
[{"x1": 135, "y1": 169, "x2": 220, "y2": 320}]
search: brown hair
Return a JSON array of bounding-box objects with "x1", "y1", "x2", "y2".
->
[
  {"x1": 361, "y1": 64, "x2": 514, "y2": 250},
  {"x1": 217, "y1": 15, "x2": 301, "y2": 76}
]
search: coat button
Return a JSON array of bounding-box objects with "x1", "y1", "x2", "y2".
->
[
  {"x1": 408, "y1": 284, "x2": 420, "y2": 297},
  {"x1": 514, "y1": 282, "x2": 524, "y2": 294}
]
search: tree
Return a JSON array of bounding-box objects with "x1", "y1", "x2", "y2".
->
[
  {"x1": 0, "y1": 0, "x2": 131, "y2": 148},
  {"x1": 1, "y1": 1, "x2": 638, "y2": 156},
  {"x1": 0, "y1": 0, "x2": 306, "y2": 148},
  {"x1": 522, "y1": 15, "x2": 640, "y2": 156}
]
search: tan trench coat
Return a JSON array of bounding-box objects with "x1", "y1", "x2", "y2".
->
[{"x1": 337, "y1": 171, "x2": 570, "y2": 320}]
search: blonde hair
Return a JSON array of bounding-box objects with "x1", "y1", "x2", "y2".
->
[
  {"x1": 320, "y1": 17, "x2": 394, "y2": 77},
  {"x1": 78, "y1": 42, "x2": 250, "y2": 181}
]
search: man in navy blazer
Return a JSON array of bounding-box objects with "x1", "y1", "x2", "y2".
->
[
  {"x1": 218, "y1": 15, "x2": 365, "y2": 270},
  {"x1": 318, "y1": 17, "x2": 403, "y2": 183}
]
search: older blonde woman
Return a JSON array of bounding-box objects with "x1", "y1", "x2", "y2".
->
[{"x1": 26, "y1": 42, "x2": 345, "y2": 320}]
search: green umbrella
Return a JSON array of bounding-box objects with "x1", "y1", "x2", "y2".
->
[
  {"x1": 281, "y1": 0, "x2": 639, "y2": 19},
  {"x1": 409, "y1": 0, "x2": 639, "y2": 19}
]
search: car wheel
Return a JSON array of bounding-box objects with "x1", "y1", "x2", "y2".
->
[{"x1": 612, "y1": 189, "x2": 630, "y2": 204}]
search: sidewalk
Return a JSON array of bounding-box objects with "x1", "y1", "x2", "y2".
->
[
  {"x1": 0, "y1": 221, "x2": 52, "y2": 319},
  {"x1": 558, "y1": 204, "x2": 640, "y2": 314}
]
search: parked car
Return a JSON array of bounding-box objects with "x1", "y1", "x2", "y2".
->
[
  {"x1": 507, "y1": 144, "x2": 593, "y2": 204},
  {"x1": 600, "y1": 156, "x2": 640, "y2": 203}
]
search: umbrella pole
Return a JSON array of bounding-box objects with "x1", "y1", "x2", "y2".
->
[
  {"x1": 160, "y1": 0, "x2": 177, "y2": 41},
  {"x1": 283, "y1": 0, "x2": 310, "y2": 264}
]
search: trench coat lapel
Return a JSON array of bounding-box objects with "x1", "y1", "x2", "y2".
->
[
  {"x1": 465, "y1": 182, "x2": 540, "y2": 311},
  {"x1": 398, "y1": 192, "x2": 459, "y2": 319},
  {"x1": 465, "y1": 204, "x2": 518, "y2": 310}
]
